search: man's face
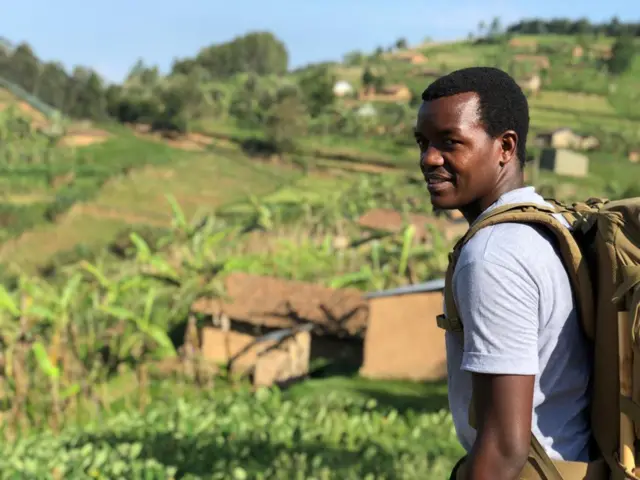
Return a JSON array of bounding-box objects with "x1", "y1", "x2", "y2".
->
[{"x1": 415, "y1": 92, "x2": 504, "y2": 211}]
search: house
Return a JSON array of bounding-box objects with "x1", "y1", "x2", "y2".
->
[
  {"x1": 199, "y1": 323, "x2": 313, "y2": 387},
  {"x1": 333, "y1": 80, "x2": 354, "y2": 98},
  {"x1": 538, "y1": 148, "x2": 589, "y2": 178},
  {"x1": 535, "y1": 127, "x2": 599, "y2": 151},
  {"x1": 629, "y1": 150, "x2": 639, "y2": 163},
  {"x1": 572, "y1": 45, "x2": 585, "y2": 59},
  {"x1": 191, "y1": 271, "x2": 453, "y2": 383},
  {"x1": 359, "y1": 83, "x2": 413, "y2": 102},
  {"x1": 518, "y1": 74, "x2": 541, "y2": 96},
  {"x1": 360, "y1": 278, "x2": 447, "y2": 381},
  {"x1": 191, "y1": 272, "x2": 369, "y2": 384}
]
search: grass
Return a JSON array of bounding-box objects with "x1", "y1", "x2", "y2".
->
[
  {"x1": 529, "y1": 90, "x2": 616, "y2": 116},
  {"x1": 0, "y1": 213, "x2": 132, "y2": 269},
  {"x1": 93, "y1": 150, "x2": 298, "y2": 222},
  {"x1": 0, "y1": 140, "x2": 302, "y2": 271},
  {"x1": 287, "y1": 375, "x2": 449, "y2": 414}
]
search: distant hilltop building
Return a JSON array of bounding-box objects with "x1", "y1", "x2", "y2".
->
[
  {"x1": 359, "y1": 83, "x2": 412, "y2": 103},
  {"x1": 332, "y1": 80, "x2": 354, "y2": 97},
  {"x1": 539, "y1": 148, "x2": 589, "y2": 178},
  {"x1": 517, "y1": 74, "x2": 541, "y2": 96},
  {"x1": 535, "y1": 127, "x2": 600, "y2": 151}
]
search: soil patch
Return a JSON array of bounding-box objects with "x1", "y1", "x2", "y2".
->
[
  {"x1": 58, "y1": 128, "x2": 111, "y2": 147},
  {"x1": 191, "y1": 272, "x2": 369, "y2": 338},
  {"x1": 127, "y1": 124, "x2": 217, "y2": 152},
  {"x1": 0, "y1": 101, "x2": 48, "y2": 127}
]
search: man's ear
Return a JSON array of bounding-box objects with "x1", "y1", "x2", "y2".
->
[{"x1": 499, "y1": 130, "x2": 518, "y2": 166}]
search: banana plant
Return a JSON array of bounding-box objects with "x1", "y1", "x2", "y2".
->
[
  {"x1": 100, "y1": 288, "x2": 177, "y2": 361},
  {"x1": 99, "y1": 288, "x2": 177, "y2": 410},
  {"x1": 0, "y1": 278, "x2": 54, "y2": 428},
  {"x1": 26, "y1": 274, "x2": 83, "y2": 379},
  {"x1": 79, "y1": 260, "x2": 142, "y2": 308}
]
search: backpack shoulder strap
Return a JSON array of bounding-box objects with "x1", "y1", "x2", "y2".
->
[
  {"x1": 439, "y1": 201, "x2": 600, "y2": 480},
  {"x1": 438, "y1": 201, "x2": 595, "y2": 339},
  {"x1": 438, "y1": 202, "x2": 556, "y2": 332}
]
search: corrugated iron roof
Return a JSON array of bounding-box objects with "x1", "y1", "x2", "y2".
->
[{"x1": 364, "y1": 278, "x2": 445, "y2": 299}]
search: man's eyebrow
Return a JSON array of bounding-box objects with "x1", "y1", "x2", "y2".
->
[{"x1": 437, "y1": 127, "x2": 461, "y2": 135}]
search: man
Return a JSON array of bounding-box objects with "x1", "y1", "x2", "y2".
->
[{"x1": 414, "y1": 67, "x2": 593, "y2": 479}]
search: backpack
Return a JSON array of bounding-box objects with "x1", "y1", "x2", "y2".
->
[{"x1": 436, "y1": 196, "x2": 640, "y2": 480}]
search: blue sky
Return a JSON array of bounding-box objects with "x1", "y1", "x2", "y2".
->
[{"x1": 1, "y1": 0, "x2": 636, "y2": 83}]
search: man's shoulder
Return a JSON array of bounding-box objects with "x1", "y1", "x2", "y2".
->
[{"x1": 457, "y1": 220, "x2": 561, "y2": 273}]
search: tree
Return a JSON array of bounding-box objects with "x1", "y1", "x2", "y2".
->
[
  {"x1": 395, "y1": 38, "x2": 408, "y2": 49},
  {"x1": 264, "y1": 87, "x2": 308, "y2": 158},
  {"x1": 195, "y1": 31, "x2": 288, "y2": 79},
  {"x1": 361, "y1": 66, "x2": 375, "y2": 88},
  {"x1": 297, "y1": 65, "x2": 335, "y2": 117},
  {"x1": 489, "y1": 17, "x2": 502, "y2": 37},
  {"x1": 478, "y1": 21, "x2": 486, "y2": 37},
  {"x1": 6, "y1": 43, "x2": 39, "y2": 93},
  {"x1": 608, "y1": 35, "x2": 636, "y2": 75}
]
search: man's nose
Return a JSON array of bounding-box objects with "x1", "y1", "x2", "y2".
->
[{"x1": 420, "y1": 145, "x2": 444, "y2": 170}]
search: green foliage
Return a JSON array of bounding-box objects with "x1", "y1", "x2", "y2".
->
[
  {"x1": 0, "y1": 388, "x2": 462, "y2": 478},
  {"x1": 507, "y1": 18, "x2": 640, "y2": 37},
  {"x1": 362, "y1": 66, "x2": 375, "y2": 88},
  {"x1": 264, "y1": 87, "x2": 309, "y2": 155},
  {"x1": 174, "y1": 31, "x2": 289, "y2": 79},
  {"x1": 607, "y1": 74, "x2": 640, "y2": 121},
  {"x1": 297, "y1": 65, "x2": 336, "y2": 117},
  {"x1": 608, "y1": 35, "x2": 637, "y2": 75}
]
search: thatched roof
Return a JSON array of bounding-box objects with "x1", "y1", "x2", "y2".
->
[{"x1": 191, "y1": 272, "x2": 369, "y2": 338}]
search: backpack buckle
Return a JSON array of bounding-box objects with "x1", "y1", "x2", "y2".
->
[{"x1": 437, "y1": 313, "x2": 463, "y2": 332}]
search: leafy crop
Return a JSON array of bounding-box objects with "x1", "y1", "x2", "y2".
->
[{"x1": 0, "y1": 387, "x2": 463, "y2": 479}]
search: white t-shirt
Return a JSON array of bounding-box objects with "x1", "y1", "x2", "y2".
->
[{"x1": 445, "y1": 186, "x2": 593, "y2": 461}]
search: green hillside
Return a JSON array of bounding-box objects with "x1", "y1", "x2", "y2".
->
[{"x1": 0, "y1": 17, "x2": 639, "y2": 478}]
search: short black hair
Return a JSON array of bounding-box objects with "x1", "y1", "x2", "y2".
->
[{"x1": 421, "y1": 67, "x2": 530, "y2": 167}]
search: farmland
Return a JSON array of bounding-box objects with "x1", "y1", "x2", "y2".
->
[{"x1": 0, "y1": 18, "x2": 639, "y2": 478}]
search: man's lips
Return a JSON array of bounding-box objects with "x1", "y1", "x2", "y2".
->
[
  {"x1": 425, "y1": 175, "x2": 453, "y2": 192},
  {"x1": 425, "y1": 175, "x2": 453, "y2": 185}
]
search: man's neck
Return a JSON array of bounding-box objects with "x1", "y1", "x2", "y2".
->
[{"x1": 461, "y1": 173, "x2": 525, "y2": 225}]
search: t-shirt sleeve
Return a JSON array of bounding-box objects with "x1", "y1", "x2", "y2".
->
[{"x1": 453, "y1": 259, "x2": 540, "y2": 375}]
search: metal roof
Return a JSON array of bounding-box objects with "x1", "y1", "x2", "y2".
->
[{"x1": 364, "y1": 277, "x2": 445, "y2": 299}]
